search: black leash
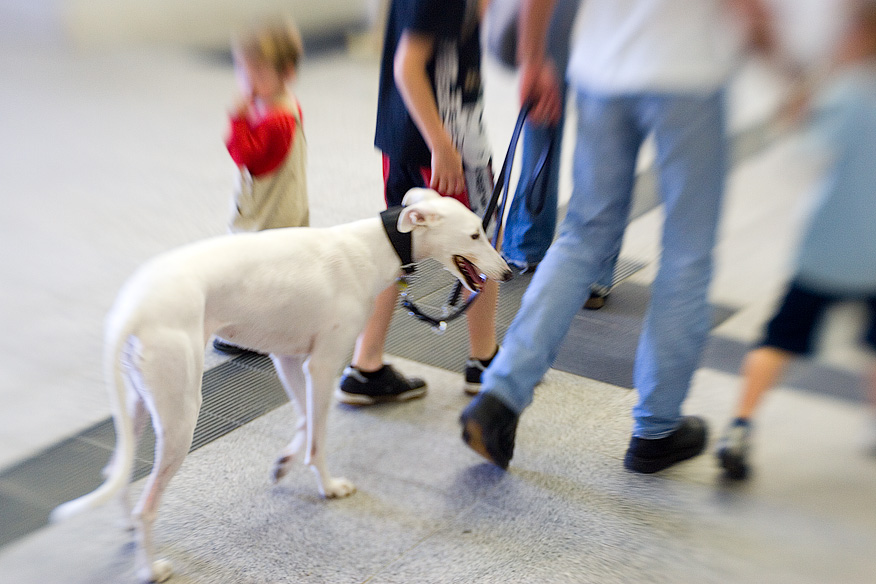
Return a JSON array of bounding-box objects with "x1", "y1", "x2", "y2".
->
[
  {"x1": 481, "y1": 101, "x2": 552, "y2": 238},
  {"x1": 389, "y1": 103, "x2": 550, "y2": 331}
]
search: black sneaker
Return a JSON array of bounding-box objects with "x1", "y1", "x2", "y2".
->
[
  {"x1": 335, "y1": 364, "x2": 427, "y2": 406},
  {"x1": 715, "y1": 419, "x2": 752, "y2": 480},
  {"x1": 460, "y1": 393, "x2": 518, "y2": 469},
  {"x1": 213, "y1": 337, "x2": 258, "y2": 355},
  {"x1": 623, "y1": 416, "x2": 708, "y2": 474},
  {"x1": 463, "y1": 347, "x2": 499, "y2": 396}
]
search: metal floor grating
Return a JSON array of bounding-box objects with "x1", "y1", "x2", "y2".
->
[
  {"x1": 385, "y1": 256, "x2": 646, "y2": 372},
  {"x1": 0, "y1": 352, "x2": 285, "y2": 549}
]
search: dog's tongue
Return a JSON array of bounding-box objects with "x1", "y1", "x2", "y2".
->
[{"x1": 461, "y1": 258, "x2": 484, "y2": 286}]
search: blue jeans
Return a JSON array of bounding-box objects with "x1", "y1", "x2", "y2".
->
[
  {"x1": 503, "y1": 0, "x2": 596, "y2": 269},
  {"x1": 484, "y1": 90, "x2": 727, "y2": 438}
]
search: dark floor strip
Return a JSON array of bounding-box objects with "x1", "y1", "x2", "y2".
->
[
  {"x1": 553, "y1": 282, "x2": 737, "y2": 388},
  {"x1": 702, "y1": 336, "x2": 865, "y2": 403}
]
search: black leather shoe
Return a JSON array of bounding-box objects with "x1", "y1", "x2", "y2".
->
[
  {"x1": 623, "y1": 416, "x2": 708, "y2": 474},
  {"x1": 583, "y1": 291, "x2": 608, "y2": 310},
  {"x1": 460, "y1": 393, "x2": 518, "y2": 469}
]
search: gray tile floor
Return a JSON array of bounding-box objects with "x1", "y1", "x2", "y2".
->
[{"x1": 1, "y1": 24, "x2": 875, "y2": 584}]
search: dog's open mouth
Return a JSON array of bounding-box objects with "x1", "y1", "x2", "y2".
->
[{"x1": 453, "y1": 255, "x2": 486, "y2": 292}]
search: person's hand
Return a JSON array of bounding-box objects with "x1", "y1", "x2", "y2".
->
[
  {"x1": 778, "y1": 78, "x2": 814, "y2": 129},
  {"x1": 430, "y1": 140, "x2": 466, "y2": 195},
  {"x1": 728, "y1": 0, "x2": 777, "y2": 56},
  {"x1": 519, "y1": 58, "x2": 562, "y2": 126}
]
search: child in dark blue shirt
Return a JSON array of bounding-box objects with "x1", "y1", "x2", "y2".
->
[{"x1": 337, "y1": 0, "x2": 502, "y2": 404}]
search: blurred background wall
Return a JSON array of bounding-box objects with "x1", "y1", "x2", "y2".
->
[{"x1": 2, "y1": 0, "x2": 379, "y2": 48}]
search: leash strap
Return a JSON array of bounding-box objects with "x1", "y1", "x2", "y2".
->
[
  {"x1": 394, "y1": 103, "x2": 549, "y2": 331},
  {"x1": 523, "y1": 134, "x2": 552, "y2": 216},
  {"x1": 480, "y1": 101, "x2": 551, "y2": 240}
]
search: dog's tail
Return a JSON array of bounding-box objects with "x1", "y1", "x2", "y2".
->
[{"x1": 50, "y1": 319, "x2": 138, "y2": 523}]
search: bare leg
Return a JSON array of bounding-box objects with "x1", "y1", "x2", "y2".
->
[
  {"x1": 351, "y1": 284, "x2": 399, "y2": 371},
  {"x1": 735, "y1": 346, "x2": 795, "y2": 419},
  {"x1": 465, "y1": 279, "x2": 499, "y2": 360},
  {"x1": 339, "y1": 282, "x2": 426, "y2": 405},
  {"x1": 352, "y1": 278, "x2": 498, "y2": 364},
  {"x1": 718, "y1": 346, "x2": 795, "y2": 480}
]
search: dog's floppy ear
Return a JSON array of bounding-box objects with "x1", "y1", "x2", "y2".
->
[
  {"x1": 401, "y1": 187, "x2": 441, "y2": 206},
  {"x1": 398, "y1": 201, "x2": 443, "y2": 233}
]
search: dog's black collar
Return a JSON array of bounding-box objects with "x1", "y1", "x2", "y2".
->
[{"x1": 380, "y1": 206, "x2": 416, "y2": 274}]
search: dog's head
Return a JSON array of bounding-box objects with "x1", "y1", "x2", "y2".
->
[{"x1": 397, "y1": 188, "x2": 512, "y2": 292}]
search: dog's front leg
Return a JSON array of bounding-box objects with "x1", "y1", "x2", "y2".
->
[
  {"x1": 304, "y1": 350, "x2": 355, "y2": 498},
  {"x1": 270, "y1": 354, "x2": 309, "y2": 482}
]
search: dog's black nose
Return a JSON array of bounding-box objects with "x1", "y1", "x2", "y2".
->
[{"x1": 501, "y1": 269, "x2": 513, "y2": 282}]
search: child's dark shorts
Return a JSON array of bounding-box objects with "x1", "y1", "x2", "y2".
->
[
  {"x1": 761, "y1": 279, "x2": 876, "y2": 355},
  {"x1": 382, "y1": 154, "x2": 493, "y2": 218}
]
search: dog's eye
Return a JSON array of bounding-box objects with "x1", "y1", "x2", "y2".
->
[{"x1": 471, "y1": 233, "x2": 480, "y2": 240}]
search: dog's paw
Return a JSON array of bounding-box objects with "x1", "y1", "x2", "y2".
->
[
  {"x1": 321, "y1": 477, "x2": 356, "y2": 499},
  {"x1": 270, "y1": 454, "x2": 296, "y2": 483},
  {"x1": 138, "y1": 558, "x2": 173, "y2": 583},
  {"x1": 271, "y1": 430, "x2": 307, "y2": 483}
]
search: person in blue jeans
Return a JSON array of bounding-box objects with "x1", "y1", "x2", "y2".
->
[
  {"x1": 501, "y1": 0, "x2": 617, "y2": 309},
  {"x1": 461, "y1": 0, "x2": 765, "y2": 473},
  {"x1": 500, "y1": 0, "x2": 574, "y2": 272}
]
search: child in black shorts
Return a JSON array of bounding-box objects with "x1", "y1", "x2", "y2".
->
[
  {"x1": 717, "y1": 284, "x2": 876, "y2": 479},
  {"x1": 716, "y1": 0, "x2": 876, "y2": 479},
  {"x1": 336, "y1": 0, "x2": 501, "y2": 405}
]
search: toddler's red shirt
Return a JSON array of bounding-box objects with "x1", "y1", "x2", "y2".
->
[{"x1": 226, "y1": 108, "x2": 299, "y2": 177}]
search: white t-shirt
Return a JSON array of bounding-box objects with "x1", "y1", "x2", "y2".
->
[{"x1": 567, "y1": 0, "x2": 742, "y2": 94}]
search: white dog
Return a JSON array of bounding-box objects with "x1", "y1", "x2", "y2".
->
[{"x1": 50, "y1": 188, "x2": 511, "y2": 583}]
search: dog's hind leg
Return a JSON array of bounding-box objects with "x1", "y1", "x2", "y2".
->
[
  {"x1": 303, "y1": 346, "x2": 356, "y2": 498},
  {"x1": 129, "y1": 330, "x2": 204, "y2": 584},
  {"x1": 115, "y1": 392, "x2": 148, "y2": 531},
  {"x1": 269, "y1": 354, "x2": 309, "y2": 483}
]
